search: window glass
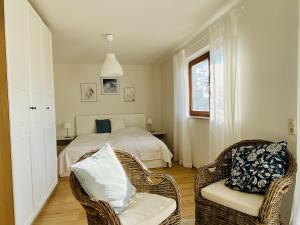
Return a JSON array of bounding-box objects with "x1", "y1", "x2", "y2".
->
[
  {"x1": 191, "y1": 59, "x2": 209, "y2": 112},
  {"x1": 188, "y1": 52, "x2": 210, "y2": 117}
]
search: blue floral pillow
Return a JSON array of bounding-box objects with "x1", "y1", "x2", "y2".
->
[{"x1": 225, "y1": 141, "x2": 289, "y2": 194}]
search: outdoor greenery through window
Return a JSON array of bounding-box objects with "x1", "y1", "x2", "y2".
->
[{"x1": 188, "y1": 52, "x2": 210, "y2": 117}]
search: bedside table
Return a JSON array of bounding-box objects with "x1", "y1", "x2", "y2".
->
[
  {"x1": 151, "y1": 131, "x2": 166, "y2": 142},
  {"x1": 56, "y1": 136, "x2": 76, "y2": 155}
]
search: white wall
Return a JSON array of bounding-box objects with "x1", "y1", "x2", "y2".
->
[
  {"x1": 238, "y1": 1, "x2": 298, "y2": 222},
  {"x1": 161, "y1": 58, "x2": 174, "y2": 150},
  {"x1": 160, "y1": 0, "x2": 298, "y2": 222},
  {"x1": 54, "y1": 64, "x2": 162, "y2": 136}
]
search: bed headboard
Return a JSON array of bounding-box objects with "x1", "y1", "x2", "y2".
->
[{"x1": 76, "y1": 113, "x2": 147, "y2": 135}]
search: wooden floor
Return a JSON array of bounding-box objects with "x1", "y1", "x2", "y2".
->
[{"x1": 34, "y1": 164, "x2": 196, "y2": 225}]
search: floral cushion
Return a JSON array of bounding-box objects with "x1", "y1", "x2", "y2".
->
[{"x1": 225, "y1": 141, "x2": 289, "y2": 194}]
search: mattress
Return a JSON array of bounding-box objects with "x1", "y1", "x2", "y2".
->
[{"x1": 58, "y1": 127, "x2": 173, "y2": 177}]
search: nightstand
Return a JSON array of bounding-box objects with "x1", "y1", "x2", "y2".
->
[
  {"x1": 151, "y1": 131, "x2": 166, "y2": 142},
  {"x1": 56, "y1": 136, "x2": 76, "y2": 155}
]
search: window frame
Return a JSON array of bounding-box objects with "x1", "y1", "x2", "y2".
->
[{"x1": 188, "y1": 51, "x2": 210, "y2": 118}]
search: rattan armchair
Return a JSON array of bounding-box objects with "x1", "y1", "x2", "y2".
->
[
  {"x1": 195, "y1": 140, "x2": 297, "y2": 225},
  {"x1": 70, "y1": 149, "x2": 181, "y2": 225}
]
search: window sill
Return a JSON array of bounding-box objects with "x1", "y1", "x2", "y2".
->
[{"x1": 188, "y1": 116, "x2": 210, "y2": 120}]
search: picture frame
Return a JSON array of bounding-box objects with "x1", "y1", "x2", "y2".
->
[
  {"x1": 124, "y1": 87, "x2": 135, "y2": 102},
  {"x1": 101, "y1": 78, "x2": 120, "y2": 95},
  {"x1": 81, "y1": 83, "x2": 97, "y2": 102}
]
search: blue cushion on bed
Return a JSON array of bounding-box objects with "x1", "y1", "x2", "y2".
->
[{"x1": 95, "y1": 119, "x2": 111, "y2": 133}]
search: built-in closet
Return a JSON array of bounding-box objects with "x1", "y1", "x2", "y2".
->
[{"x1": 4, "y1": 0, "x2": 57, "y2": 224}]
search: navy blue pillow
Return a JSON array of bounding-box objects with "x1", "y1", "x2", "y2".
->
[
  {"x1": 225, "y1": 141, "x2": 289, "y2": 194},
  {"x1": 95, "y1": 119, "x2": 111, "y2": 133}
]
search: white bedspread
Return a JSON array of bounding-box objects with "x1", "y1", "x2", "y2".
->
[{"x1": 58, "y1": 127, "x2": 173, "y2": 177}]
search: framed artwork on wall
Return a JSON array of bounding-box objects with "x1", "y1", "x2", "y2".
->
[
  {"x1": 101, "y1": 78, "x2": 120, "y2": 95},
  {"x1": 124, "y1": 87, "x2": 135, "y2": 102},
  {"x1": 81, "y1": 83, "x2": 97, "y2": 102}
]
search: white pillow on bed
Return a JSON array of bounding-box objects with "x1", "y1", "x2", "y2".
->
[
  {"x1": 71, "y1": 143, "x2": 136, "y2": 213},
  {"x1": 110, "y1": 118, "x2": 125, "y2": 131}
]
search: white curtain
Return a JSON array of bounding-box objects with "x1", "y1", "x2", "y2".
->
[
  {"x1": 208, "y1": 12, "x2": 241, "y2": 161},
  {"x1": 173, "y1": 49, "x2": 193, "y2": 168}
]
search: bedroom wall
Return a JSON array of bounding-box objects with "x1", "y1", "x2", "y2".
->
[
  {"x1": 161, "y1": 58, "x2": 174, "y2": 150},
  {"x1": 54, "y1": 64, "x2": 162, "y2": 137},
  {"x1": 160, "y1": 0, "x2": 298, "y2": 222},
  {"x1": 238, "y1": 1, "x2": 298, "y2": 222}
]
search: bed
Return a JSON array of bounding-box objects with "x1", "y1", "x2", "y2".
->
[{"x1": 58, "y1": 114, "x2": 173, "y2": 177}]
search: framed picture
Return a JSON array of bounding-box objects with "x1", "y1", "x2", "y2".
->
[
  {"x1": 101, "y1": 78, "x2": 120, "y2": 95},
  {"x1": 81, "y1": 83, "x2": 97, "y2": 102},
  {"x1": 124, "y1": 87, "x2": 135, "y2": 102}
]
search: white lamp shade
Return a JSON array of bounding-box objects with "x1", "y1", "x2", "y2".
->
[
  {"x1": 63, "y1": 122, "x2": 71, "y2": 129},
  {"x1": 101, "y1": 53, "x2": 124, "y2": 77},
  {"x1": 146, "y1": 118, "x2": 153, "y2": 125}
]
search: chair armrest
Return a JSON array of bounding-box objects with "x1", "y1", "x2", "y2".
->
[
  {"x1": 259, "y1": 153, "x2": 297, "y2": 224},
  {"x1": 143, "y1": 172, "x2": 181, "y2": 213},
  {"x1": 259, "y1": 168, "x2": 297, "y2": 223},
  {"x1": 195, "y1": 161, "x2": 225, "y2": 200},
  {"x1": 80, "y1": 199, "x2": 122, "y2": 225}
]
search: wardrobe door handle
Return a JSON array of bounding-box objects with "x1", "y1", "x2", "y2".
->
[
  {"x1": 46, "y1": 107, "x2": 50, "y2": 110},
  {"x1": 30, "y1": 106, "x2": 37, "y2": 110}
]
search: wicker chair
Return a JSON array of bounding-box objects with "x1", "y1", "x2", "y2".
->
[
  {"x1": 195, "y1": 140, "x2": 297, "y2": 225},
  {"x1": 70, "y1": 149, "x2": 181, "y2": 225}
]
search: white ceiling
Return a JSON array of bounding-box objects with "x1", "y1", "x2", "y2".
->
[{"x1": 30, "y1": 0, "x2": 237, "y2": 65}]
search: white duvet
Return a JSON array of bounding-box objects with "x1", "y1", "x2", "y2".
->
[{"x1": 58, "y1": 127, "x2": 173, "y2": 177}]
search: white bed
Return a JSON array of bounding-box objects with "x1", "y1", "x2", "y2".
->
[{"x1": 58, "y1": 114, "x2": 173, "y2": 177}]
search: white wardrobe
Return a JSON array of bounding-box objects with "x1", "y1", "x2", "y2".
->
[{"x1": 4, "y1": 0, "x2": 57, "y2": 225}]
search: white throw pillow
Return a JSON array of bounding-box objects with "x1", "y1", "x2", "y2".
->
[
  {"x1": 110, "y1": 118, "x2": 125, "y2": 132},
  {"x1": 71, "y1": 143, "x2": 136, "y2": 213}
]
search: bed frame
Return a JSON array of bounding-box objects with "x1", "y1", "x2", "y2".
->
[
  {"x1": 75, "y1": 113, "x2": 147, "y2": 136},
  {"x1": 74, "y1": 113, "x2": 168, "y2": 169}
]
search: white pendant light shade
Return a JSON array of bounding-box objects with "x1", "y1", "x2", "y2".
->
[
  {"x1": 100, "y1": 34, "x2": 124, "y2": 77},
  {"x1": 101, "y1": 53, "x2": 124, "y2": 77}
]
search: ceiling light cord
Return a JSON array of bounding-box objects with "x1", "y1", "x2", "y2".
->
[{"x1": 106, "y1": 34, "x2": 113, "y2": 53}]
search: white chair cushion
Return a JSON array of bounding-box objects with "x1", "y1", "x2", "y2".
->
[
  {"x1": 201, "y1": 180, "x2": 264, "y2": 217},
  {"x1": 71, "y1": 143, "x2": 136, "y2": 213},
  {"x1": 119, "y1": 193, "x2": 176, "y2": 225}
]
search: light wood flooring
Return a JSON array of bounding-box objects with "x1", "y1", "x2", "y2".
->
[{"x1": 34, "y1": 164, "x2": 196, "y2": 225}]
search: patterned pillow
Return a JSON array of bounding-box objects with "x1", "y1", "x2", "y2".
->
[{"x1": 225, "y1": 141, "x2": 289, "y2": 194}]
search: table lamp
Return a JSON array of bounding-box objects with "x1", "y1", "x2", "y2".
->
[
  {"x1": 146, "y1": 118, "x2": 153, "y2": 132},
  {"x1": 63, "y1": 122, "x2": 71, "y2": 138}
]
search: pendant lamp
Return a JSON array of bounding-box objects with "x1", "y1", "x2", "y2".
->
[{"x1": 100, "y1": 34, "x2": 124, "y2": 77}]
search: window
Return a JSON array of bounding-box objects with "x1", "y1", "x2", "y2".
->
[{"x1": 188, "y1": 52, "x2": 210, "y2": 117}]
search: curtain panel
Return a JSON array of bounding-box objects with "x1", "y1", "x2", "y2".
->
[
  {"x1": 208, "y1": 12, "x2": 241, "y2": 161},
  {"x1": 173, "y1": 49, "x2": 193, "y2": 168}
]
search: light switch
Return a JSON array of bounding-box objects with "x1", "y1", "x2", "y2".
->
[{"x1": 288, "y1": 119, "x2": 296, "y2": 135}]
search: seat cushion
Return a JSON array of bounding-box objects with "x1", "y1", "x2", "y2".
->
[
  {"x1": 119, "y1": 193, "x2": 177, "y2": 225},
  {"x1": 201, "y1": 180, "x2": 264, "y2": 217}
]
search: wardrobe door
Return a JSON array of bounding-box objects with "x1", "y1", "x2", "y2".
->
[
  {"x1": 45, "y1": 122, "x2": 58, "y2": 187},
  {"x1": 4, "y1": 0, "x2": 34, "y2": 224},
  {"x1": 28, "y1": 3, "x2": 48, "y2": 210},
  {"x1": 41, "y1": 23, "x2": 57, "y2": 188}
]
